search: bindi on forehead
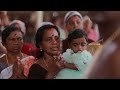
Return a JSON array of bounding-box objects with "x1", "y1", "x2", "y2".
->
[
  {"x1": 52, "y1": 35, "x2": 55, "y2": 37},
  {"x1": 11, "y1": 33, "x2": 21, "y2": 38},
  {"x1": 51, "y1": 34, "x2": 58, "y2": 38},
  {"x1": 14, "y1": 34, "x2": 17, "y2": 36},
  {"x1": 13, "y1": 33, "x2": 18, "y2": 38}
]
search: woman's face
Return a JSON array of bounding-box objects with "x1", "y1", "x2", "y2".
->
[
  {"x1": 69, "y1": 37, "x2": 87, "y2": 53},
  {"x1": 4, "y1": 30, "x2": 23, "y2": 53},
  {"x1": 40, "y1": 28, "x2": 61, "y2": 56},
  {"x1": 83, "y1": 19, "x2": 93, "y2": 33},
  {"x1": 65, "y1": 15, "x2": 83, "y2": 33}
]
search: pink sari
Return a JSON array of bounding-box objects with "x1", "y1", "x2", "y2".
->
[{"x1": 87, "y1": 29, "x2": 100, "y2": 42}]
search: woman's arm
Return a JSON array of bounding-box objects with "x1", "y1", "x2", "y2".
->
[{"x1": 10, "y1": 73, "x2": 27, "y2": 79}]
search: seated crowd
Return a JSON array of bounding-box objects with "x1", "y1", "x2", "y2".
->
[{"x1": 0, "y1": 11, "x2": 105, "y2": 79}]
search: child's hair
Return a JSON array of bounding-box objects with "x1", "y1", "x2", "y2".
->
[{"x1": 67, "y1": 29, "x2": 88, "y2": 44}]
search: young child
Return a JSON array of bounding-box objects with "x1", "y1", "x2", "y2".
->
[{"x1": 56, "y1": 29, "x2": 92, "y2": 79}]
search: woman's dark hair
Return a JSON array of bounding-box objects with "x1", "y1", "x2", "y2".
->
[
  {"x1": 67, "y1": 29, "x2": 88, "y2": 44},
  {"x1": 2, "y1": 25, "x2": 23, "y2": 43},
  {"x1": 35, "y1": 24, "x2": 60, "y2": 58}
]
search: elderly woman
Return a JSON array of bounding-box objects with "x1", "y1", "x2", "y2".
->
[
  {"x1": 9, "y1": 20, "x2": 34, "y2": 56},
  {"x1": 0, "y1": 26, "x2": 36, "y2": 79}
]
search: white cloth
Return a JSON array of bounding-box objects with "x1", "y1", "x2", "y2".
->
[{"x1": 0, "y1": 56, "x2": 34, "y2": 79}]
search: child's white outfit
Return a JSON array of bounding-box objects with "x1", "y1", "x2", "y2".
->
[{"x1": 56, "y1": 49, "x2": 92, "y2": 79}]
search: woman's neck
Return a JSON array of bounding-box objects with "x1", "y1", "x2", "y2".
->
[
  {"x1": 6, "y1": 52, "x2": 23, "y2": 65},
  {"x1": 43, "y1": 53, "x2": 54, "y2": 62}
]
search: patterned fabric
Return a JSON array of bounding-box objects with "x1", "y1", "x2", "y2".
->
[
  {"x1": 87, "y1": 29, "x2": 100, "y2": 42},
  {"x1": 56, "y1": 49, "x2": 92, "y2": 79},
  {"x1": 0, "y1": 56, "x2": 36, "y2": 79},
  {"x1": 87, "y1": 43, "x2": 102, "y2": 55},
  {"x1": 23, "y1": 56, "x2": 36, "y2": 77}
]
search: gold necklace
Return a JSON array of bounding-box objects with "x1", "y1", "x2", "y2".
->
[
  {"x1": 43, "y1": 57, "x2": 49, "y2": 68},
  {"x1": 6, "y1": 53, "x2": 24, "y2": 66}
]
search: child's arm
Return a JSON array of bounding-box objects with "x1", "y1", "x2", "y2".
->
[{"x1": 64, "y1": 62, "x2": 78, "y2": 70}]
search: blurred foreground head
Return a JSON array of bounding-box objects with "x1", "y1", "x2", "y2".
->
[{"x1": 84, "y1": 28, "x2": 120, "y2": 79}]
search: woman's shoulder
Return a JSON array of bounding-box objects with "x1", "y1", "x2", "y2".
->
[
  {"x1": 0, "y1": 54, "x2": 6, "y2": 64},
  {"x1": 30, "y1": 63, "x2": 43, "y2": 69},
  {"x1": 28, "y1": 63, "x2": 47, "y2": 79},
  {"x1": 22, "y1": 53, "x2": 33, "y2": 58},
  {"x1": 21, "y1": 54, "x2": 36, "y2": 64},
  {"x1": 0, "y1": 55, "x2": 7, "y2": 73},
  {"x1": 0, "y1": 54, "x2": 6, "y2": 58}
]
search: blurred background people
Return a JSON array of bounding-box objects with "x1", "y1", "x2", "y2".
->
[
  {"x1": 83, "y1": 15, "x2": 102, "y2": 56},
  {"x1": 83, "y1": 15, "x2": 100, "y2": 43},
  {"x1": 62, "y1": 11, "x2": 83, "y2": 53},
  {"x1": 51, "y1": 12, "x2": 66, "y2": 40},
  {"x1": 0, "y1": 11, "x2": 10, "y2": 32},
  {"x1": 0, "y1": 11, "x2": 9, "y2": 57}
]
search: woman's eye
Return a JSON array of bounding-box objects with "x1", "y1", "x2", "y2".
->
[
  {"x1": 47, "y1": 38, "x2": 52, "y2": 42},
  {"x1": 55, "y1": 37, "x2": 60, "y2": 41},
  {"x1": 81, "y1": 43, "x2": 87, "y2": 47},
  {"x1": 77, "y1": 21, "x2": 81, "y2": 24},
  {"x1": 18, "y1": 38, "x2": 22, "y2": 41},
  {"x1": 73, "y1": 44, "x2": 77, "y2": 47},
  {"x1": 68, "y1": 22, "x2": 73, "y2": 25},
  {"x1": 81, "y1": 44, "x2": 85, "y2": 47},
  {"x1": 9, "y1": 38, "x2": 15, "y2": 41}
]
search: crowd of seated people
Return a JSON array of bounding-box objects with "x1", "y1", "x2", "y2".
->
[{"x1": 1, "y1": 11, "x2": 118, "y2": 79}]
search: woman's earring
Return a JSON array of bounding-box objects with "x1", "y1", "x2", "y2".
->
[{"x1": 40, "y1": 48, "x2": 42, "y2": 51}]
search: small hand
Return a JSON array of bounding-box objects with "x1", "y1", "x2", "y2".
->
[{"x1": 53, "y1": 54, "x2": 66, "y2": 69}]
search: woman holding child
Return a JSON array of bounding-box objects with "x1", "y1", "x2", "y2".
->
[{"x1": 28, "y1": 22, "x2": 92, "y2": 79}]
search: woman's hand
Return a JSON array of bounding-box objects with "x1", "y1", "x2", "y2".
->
[
  {"x1": 10, "y1": 57, "x2": 25, "y2": 79},
  {"x1": 45, "y1": 54, "x2": 66, "y2": 79},
  {"x1": 53, "y1": 54, "x2": 66, "y2": 69}
]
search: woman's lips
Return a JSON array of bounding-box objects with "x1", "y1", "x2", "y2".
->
[{"x1": 51, "y1": 47, "x2": 59, "y2": 51}]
